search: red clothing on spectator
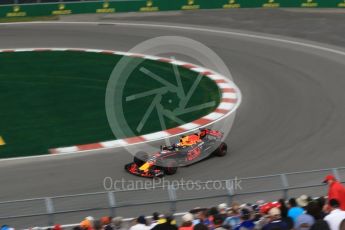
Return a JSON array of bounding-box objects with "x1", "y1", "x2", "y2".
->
[
  {"x1": 179, "y1": 227, "x2": 193, "y2": 230},
  {"x1": 328, "y1": 181, "x2": 345, "y2": 210}
]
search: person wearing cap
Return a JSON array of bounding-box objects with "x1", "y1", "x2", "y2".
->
[
  {"x1": 151, "y1": 213, "x2": 177, "y2": 230},
  {"x1": 111, "y1": 217, "x2": 126, "y2": 230},
  {"x1": 100, "y1": 216, "x2": 112, "y2": 226},
  {"x1": 129, "y1": 215, "x2": 150, "y2": 230},
  {"x1": 296, "y1": 195, "x2": 311, "y2": 209},
  {"x1": 323, "y1": 174, "x2": 345, "y2": 211},
  {"x1": 262, "y1": 207, "x2": 289, "y2": 230},
  {"x1": 80, "y1": 217, "x2": 93, "y2": 230},
  {"x1": 233, "y1": 208, "x2": 255, "y2": 230},
  {"x1": 179, "y1": 213, "x2": 194, "y2": 230},
  {"x1": 324, "y1": 199, "x2": 345, "y2": 230},
  {"x1": 217, "y1": 203, "x2": 228, "y2": 221},
  {"x1": 295, "y1": 201, "x2": 316, "y2": 230}
]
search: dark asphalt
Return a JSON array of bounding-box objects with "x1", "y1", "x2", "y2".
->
[{"x1": 1, "y1": 9, "x2": 345, "y2": 228}]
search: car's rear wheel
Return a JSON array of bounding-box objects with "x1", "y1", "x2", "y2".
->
[
  {"x1": 213, "y1": 142, "x2": 227, "y2": 157},
  {"x1": 163, "y1": 159, "x2": 178, "y2": 175},
  {"x1": 133, "y1": 151, "x2": 148, "y2": 167}
]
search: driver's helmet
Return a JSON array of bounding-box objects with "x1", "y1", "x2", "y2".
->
[
  {"x1": 199, "y1": 129, "x2": 207, "y2": 138},
  {"x1": 179, "y1": 135, "x2": 200, "y2": 146},
  {"x1": 179, "y1": 136, "x2": 187, "y2": 146}
]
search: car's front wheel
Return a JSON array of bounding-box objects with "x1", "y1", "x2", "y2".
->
[
  {"x1": 213, "y1": 142, "x2": 227, "y2": 157},
  {"x1": 133, "y1": 151, "x2": 148, "y2": 167},
  {"x1": 163, "y1": 159, "x2": 178, "y2": 175}
]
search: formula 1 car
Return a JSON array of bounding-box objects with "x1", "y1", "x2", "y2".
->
[{"x1": 124, "y1": 129, "x2": 227, "y2": 178}]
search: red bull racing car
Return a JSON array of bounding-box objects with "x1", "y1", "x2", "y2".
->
[{"x1": 124, "y1": 129, "x2": 227, "y2": 178}]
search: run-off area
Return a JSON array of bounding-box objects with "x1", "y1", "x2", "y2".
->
[{"x1": 0, "y1": 51, "x2": 220, "y2": 158}]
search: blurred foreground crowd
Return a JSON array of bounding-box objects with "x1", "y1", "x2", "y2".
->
[
  {"x1": 3, "y1": 174, "x2": 345, "y2": 230},
  {"x1": 65, "y1": 195, "x2": 345, "y2": 230}
]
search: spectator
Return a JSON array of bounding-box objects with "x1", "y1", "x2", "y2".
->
[
  {"x1": 278, "y1": 199, "x2": 294, "y2": 229},
  {"x1": 53, "y1": 225, "x2": 62, "y2": 230},
  {"x1": 151, "y1": 213, "x2": 177, "y2": 230},
  {"x1": 309, "y1": 220, "x2": 330, "y2": 230},
  {"x1": 323, "y1": 174, "x2": 345, "y2": 211},
  {"x1": 296, "y1": 195, "x2": 311, "y2": 209},
  {"x1": 93, "y1": 220, "x2": 103, "y2": 230},
  {"x1": 86, "y1": 216, "x2": 94, "y2": 224},
  {"x1": 262, "y1": 207, "x2": 289, "y2": 230},
  {"x1": 256, "y1": 201, "x2": 281, "y2": 229},
  {"x1": 80, "y1": 216, "x2": 94, "y2": 230},
  {"x1": 234, "y1": 208, "x2": 255, "y2": 230},
  {"x1": 193, "y1": 223, "x2": 208, "y2": 230},
  {"x1": 101, "y1": 216, "x2": 113, "y2": 230},
  {"x1": 240, "y1": 203, "x2": 254, "y2": 213},
  {"x1": 150, "y1": 212, "x2": 160, "y2": 229},
  {"x1": 213, "y1": 214, "x2": 227, "y2": 230},
  {"x1": 223, "y1": 202, "x2": 241, "y2": 229},
  {"x1": 208, "y1": 206, "x2": 220, "y2": 225},
  {"x1": 288, "y1": 198, "x2": 304, "y2": 223},
  {"x1": 218, "y1": 203, "x2": 228, "y2": 221},
  {"x1": 190, "y1": 208, "x2": 207, "y2": 225},
  {"x1": 195, "y1": 210, "x2": 214, "y2": 230},
  {"x1": 340, "y1": 219, "x2": 345, "y2": 230},
  {"x1": 111, "y1": 217, "x2": 126, "y2": 230},
  {"x1": 302, "y1": 201, "x2": 322, "y2": 222},
  {"x1": 101, "y1": 216, "x2": 112, "y2": 226},
  {"x1": 315, "y1": 197, "x2": 326, "y2": 219},
  {"x1": 324, "y1": 199, "x2": 345, "y2": 230},
  {"x1": 130, "y1": 215, "x2": 150, "y2": 230},
  {"x1": 295, "y1": 202, "x2": 316, "y2": 230},
  {"x1": 179, "y1": 213, "x2": 194, "y2": 230},
  {"x1": 0, "y1": 225, "x2": 14, "y2": 230},
  {"x1": 73, "y1": 227, "x2": 83, "y2": 230},
  {"x1": 251, "y1": 204, "x2": 262, "y2": 222},
  {"x1": 209, "y1": 207, "x2": 219, "y2": 217}
]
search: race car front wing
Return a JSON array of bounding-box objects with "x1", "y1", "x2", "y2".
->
[{"x1": 124, "y1": 162, "x2": 164, "y2": 178}]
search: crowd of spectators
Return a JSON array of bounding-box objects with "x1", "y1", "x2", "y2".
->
[
  {"x1": 3, "y1": 174, "x2": 345, "y2": 230},
  {"x1": 49, "y1": 195, "x2": 344, "y2": 230}
]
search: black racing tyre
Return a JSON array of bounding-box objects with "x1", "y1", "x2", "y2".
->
[
  {"x1": 163, "y1": 159, "x2": 178, "y2": 175},
  {"x1": 213, "y1": 142, "x2": 227, "y2": 157},
  {"x1": 133, "y1": 151, "x2": 148, "y2": 167}
]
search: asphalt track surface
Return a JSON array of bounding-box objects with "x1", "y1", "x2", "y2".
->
[{"x1": 1, "y1": 9, "x2": 345, "y2": 227}]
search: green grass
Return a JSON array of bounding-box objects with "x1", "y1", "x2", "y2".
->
[{"x1": 0, "y1": 51, "x2": 221, "y2": 158}]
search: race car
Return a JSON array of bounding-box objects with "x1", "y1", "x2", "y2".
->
[{"x1": 124, "y1": 128, "x2": 227, "y2": 178}]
